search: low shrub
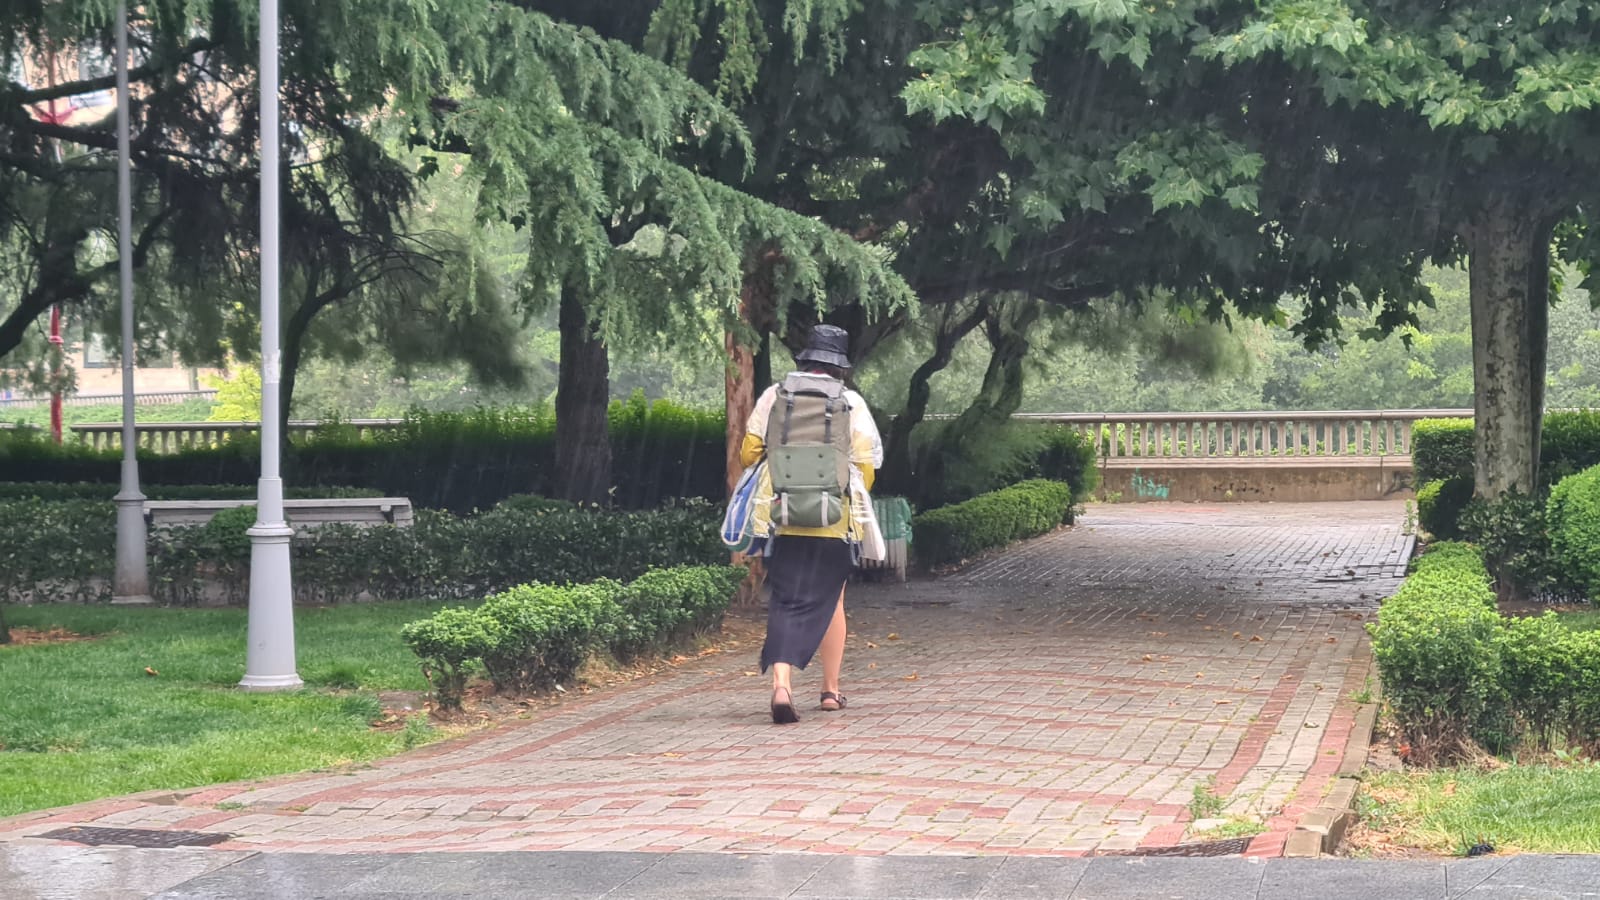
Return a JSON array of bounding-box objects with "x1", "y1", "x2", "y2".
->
[
  {"x1": 1373, "y1": 541, "x2": 1600, "y2": 761},
  {"x1": 913, "y1": 479, "x2": 1073, "y2": 568},
  {"x1": 400, "y1": 607, "x2": 505, "y2": 710},
  {"x1": 908, "y1": 423, "x2": 1097, "y2": 512},
  {"x1": 1417, "y1": 476, "x2": 1473, "y2": 541},
  {"x1": 1459, "y1": 491, "x2": 1560, "y2": 598},
  {"x1": 2, "y1": 496, "x2": 723, "y2": 605},
  {"x1": 1412, "y1": 418, "x2": 1475, "y2": 484},
  {"x1": 609, "y1": 565, "x2": 747, "y2": 660},
  {"x1": 1369, "y1": 544, "x2": 1503, "y2": 763},
  {"x1": 1411, "y1": 411, "x2": 1600, "y2": 488},
  {"x1": 479, "y1": 581, "x2": 621, "y2": 693},
  {"x1": 402, "y1": 565, "x2": 744, "y2": 707},
  {"x1": 1549, "y1": 465, "x2": 1600, "y2": 599}
]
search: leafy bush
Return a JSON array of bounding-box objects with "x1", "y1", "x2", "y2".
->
[
  {"x1": 913, "y1": 479, "x2": 1073, "y2": 568},
  {"x1": 909, "y1": 422, "x2": 1097, "y2": 513},
  {"x1": 401, "y1": 565, "x2": 744, "y2": 706},
  {"x1": 1417, "y1": 476, "x2": 1473, "y2": 541},
  {"x1": 1375, "y1": 542, "x2": 1600, "y2": 760},
  {"x1": 1411, "y1": 411, "x2": 1600, "y2": 488},
  {"x1": 1412, "y1": 418, "x2": 1475, "y2": 484},
  {"x1": 479, "y1": 581, "x2": 621, "y2": 693},
  {"x1": 1459, "y1": 491, "x2": 1560, "y2": 598},
  {"x1": 1549, "y1": 465, "x2": 1600, "y2": 599},
  {"x1": 609, "y1": 565, "x2": 747, "y2": 660},
  {"x1": 1369, "y1": 545, "x2": 1503, "y2": 763},
  {"x1": 400, "y1": 607, "x2": 505, "y2": 710},
  {"x1": 3, "y1": 497, "x2": 724, "y2": 605},
  {"x1": 1409, "y1": 541, "x2": 1488, "y2": 579}
]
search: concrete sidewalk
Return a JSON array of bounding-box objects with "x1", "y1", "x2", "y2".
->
[{"x1": 4, "y1": 845, "x2": 1598, "y2": 899}]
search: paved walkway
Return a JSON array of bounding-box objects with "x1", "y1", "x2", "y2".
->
[{"x1": 0, "y1": 503, "x2": 1411, "y2": 864}]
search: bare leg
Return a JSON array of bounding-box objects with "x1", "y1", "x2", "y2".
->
[
  {"x1": 770, "y1": 662, "x2": 798, "y2": 723},
  {"x1": 818, "y1": 590, "x2": 847, "y2": 706}
]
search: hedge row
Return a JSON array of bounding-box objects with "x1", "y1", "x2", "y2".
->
[
  {"x1": 1413, "y1": 411, "x2": 1600, "y2": 487},
  {"x1": 0, "y1": 496, "x2": 724, "y2": 605},
  {"x1": 1370, "y1": 542, "x2": 1600, "y2": 764},
  {"x1": 0, "y1": 482, "x2": 382, "y2": 502},
  {"x1": 401, "y1": 565, "x2": 745, "y2": 708},
  {"x1": 912, "y1": 479, "x2": 1073, "y2": 568},
  {"x1": 0, "y1": 396, "x2": 726, "y2": 511}
]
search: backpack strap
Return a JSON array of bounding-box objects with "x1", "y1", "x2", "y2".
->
[
  {"x1": 780, "y1": 388, "x2": 796, "y2": 444},
  {"x1": 823, "y1": 396, "x2": 835, "y2": 445}
]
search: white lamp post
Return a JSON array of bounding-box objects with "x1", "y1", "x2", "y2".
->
[
  {"x1": 111, "y1": 0, "x2": 150, "y2": 605},
  {"x1": 239, "y1": 0, "x2": 301, "y2": 691}
]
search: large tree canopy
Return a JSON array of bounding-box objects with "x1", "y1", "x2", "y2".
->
[{"x1": 910, "y1": 0, "x2": 1600, "y2": 501}]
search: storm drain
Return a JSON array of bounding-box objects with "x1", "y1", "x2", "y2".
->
[
  {"x1": 1101, "y1": 836, "x2": 1253, "y2": 858},
  {"x1": 34, "y1": 826, "x2": 232, "y2": 849}
]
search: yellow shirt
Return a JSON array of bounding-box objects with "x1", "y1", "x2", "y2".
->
[{"x1": 740, "y1": 375, "x2": 882, "y2": 540}]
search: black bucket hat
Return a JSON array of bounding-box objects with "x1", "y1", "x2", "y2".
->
[{"x1": 795, "y1": 324, "x2": 852, "y2": 370}]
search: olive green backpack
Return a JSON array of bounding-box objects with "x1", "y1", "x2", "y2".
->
[{"x1": 764, "y1": 374, "x2": 852, "y2": 529}]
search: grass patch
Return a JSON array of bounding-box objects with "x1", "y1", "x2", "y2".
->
[
  {"x1": 1190, "y1": 817, "x2": 1266, "y2": 840},
  {"x1": 1559, "y1": 610, "x2": 1600, "y2": 633},
  {"x1": 1363, "y1": 764, "x2": 1600, "y2": 855},
  {"x1": 0, "y1": 602, "x2": 450, "y2": 817}
]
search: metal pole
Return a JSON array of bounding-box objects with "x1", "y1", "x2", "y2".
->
[
  {"x1": 240, "y1": 0, "x2": 301, "y2": 691},
  {"x1": 111, "y1": 0, "x2": 151, "y2": 605}
]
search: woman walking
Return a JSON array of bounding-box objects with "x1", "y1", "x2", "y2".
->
[{"x1": 739, "y1": 325, "x2": 885, "y2": 724}]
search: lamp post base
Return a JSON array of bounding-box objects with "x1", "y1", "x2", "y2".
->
[{"x1": 238, "y1": 508, "x2": 301, "y2": 692}]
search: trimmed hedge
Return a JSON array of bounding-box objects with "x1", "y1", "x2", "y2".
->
[
  {"x1": 1416, "y1": 477, "x2": 1473, "y2": 541},
  {"x1": 401, "y1": 565, "x2": 745, "y2": 708},
  {"x1": 913, "y1": 479, "x2": 1073, "y2": 568},
  {"x1": 1412, "y1": 411, "x2": 1600, "y2": 487},
  {"x1": 1549, "y1": 465, "x2": 1600, "y2": 599},
  {"x1": 0, "y1": 395, "x2": 726, "y2": 512},
  {"x1": 0, "y1": 482, "x2": 382, "y2": 502},
  {"x1": 1, "y1": 496, "x2": 724, "y2": 605},
  {"x1": 1412, "y1": 418, "x2": 1475, "y2": 484},
  {"x1": 1370, "y1": 541, "x2": 1600, "y2": 763}
]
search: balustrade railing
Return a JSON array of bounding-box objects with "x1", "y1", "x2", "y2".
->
[{"x1": 49, "y1": 410, "x2": 1473, "y2": 459}]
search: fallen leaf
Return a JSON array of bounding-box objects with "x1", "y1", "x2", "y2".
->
[
  {"x1": 1142, "y1": 654, "x2": 1154, "y2": 662},
  {"x1": 1326, "y1": 637, "x2": 1339, "y2": 644},
  {"x1": 1233, "y1": 631, "x2": 1243, "y2": 639},
  {"x1": 903, "y1": 672, "x2": 919, "y2": 681},
  {"x1": 144, "y1": 667, "x2": 159, "y2": 677},
  {"x1": 1250, "y1": 635, "x2": 1263, "y2": 642},
  {"x1": 868, "y1": 662, "x2": 878, "y2": 670},
  {"x1": 887, "y1": 633, "x2": 901, "y2": 641},
  {"x1": 866, "y1": 642, "x2": 879, "y2": 649},
  {"x1": 662, "y1": 752, "x2": 683, "y2": 758},
  {"x1": 1195, "y1": 672, "x2": 1206, "y2": 678},
  {"x1": 1149, "y1": 631, "x2": 1168, "y2": 637},
  {"x1": 1215, "y1": 699, "x2": 1233, "y2": 705}
]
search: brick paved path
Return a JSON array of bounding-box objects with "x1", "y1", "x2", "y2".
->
[{"x1": 1, "y1": 502, "x2": 1411, "y2": 859}]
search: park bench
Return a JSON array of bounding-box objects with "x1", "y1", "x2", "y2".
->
[{"x1": 142, "y1": 497, "x2": 415, "y2": 529}]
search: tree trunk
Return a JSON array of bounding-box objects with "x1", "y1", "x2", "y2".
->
[
  {"x1": 0, "y1": 604, "x2": 10, "y2": 645},
  {"x1": 1464, "y1": 200, "x2": 1554, "y2": 500},
  {"x1": 727, "y1": 272, "x2": 771, "y2": 607},
  {"x1": 882, "y1": 299, "x2": 990, "y2": 494},
  {"x1": 555, "y1": 282, "x2": 612, "y2": 505},
  {"x1": 754, "y1": 330, "x2": 773, "y2": 397},
  {"x1": 917, "y1": 301, "x2": 1041, "y2": 506}
]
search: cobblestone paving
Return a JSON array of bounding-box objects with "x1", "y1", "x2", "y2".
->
[{"x1": 0, "y1": 502, "x2": 1411, "y2": 859}]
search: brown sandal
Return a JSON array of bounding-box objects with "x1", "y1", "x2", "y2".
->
[
  {"x1": 771, "y1": 686, "x2": 800, "y2": 724},
  {"x1": 820, "y1": 692, "x2": 847, "y2": 712}
]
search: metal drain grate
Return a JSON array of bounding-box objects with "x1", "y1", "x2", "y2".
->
[
  {"x1": 35, "y1": 826, "x2": 232, "y2": 849},
  {"x1": 1101, "y1": 837, "x2": 1253, "y2": 858}
]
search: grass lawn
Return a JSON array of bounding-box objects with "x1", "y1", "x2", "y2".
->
[
  {"x1": 0, "y1": 602, "x2": 451, "y2": 818},
  {"x1": 1560, "y1": 609, "x2": 1600, "y2": 633},
  {"x1": 1363, "y1": 764, "x2": 1600, "y2": 855}
]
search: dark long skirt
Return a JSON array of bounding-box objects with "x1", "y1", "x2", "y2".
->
[{"x1": 760, "y1": 536, "x2": 854, "y2": 672}]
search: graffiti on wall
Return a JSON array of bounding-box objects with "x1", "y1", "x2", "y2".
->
[{"x1": 1131, "y1": 469, "x2": 1171, "y2": 500}]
